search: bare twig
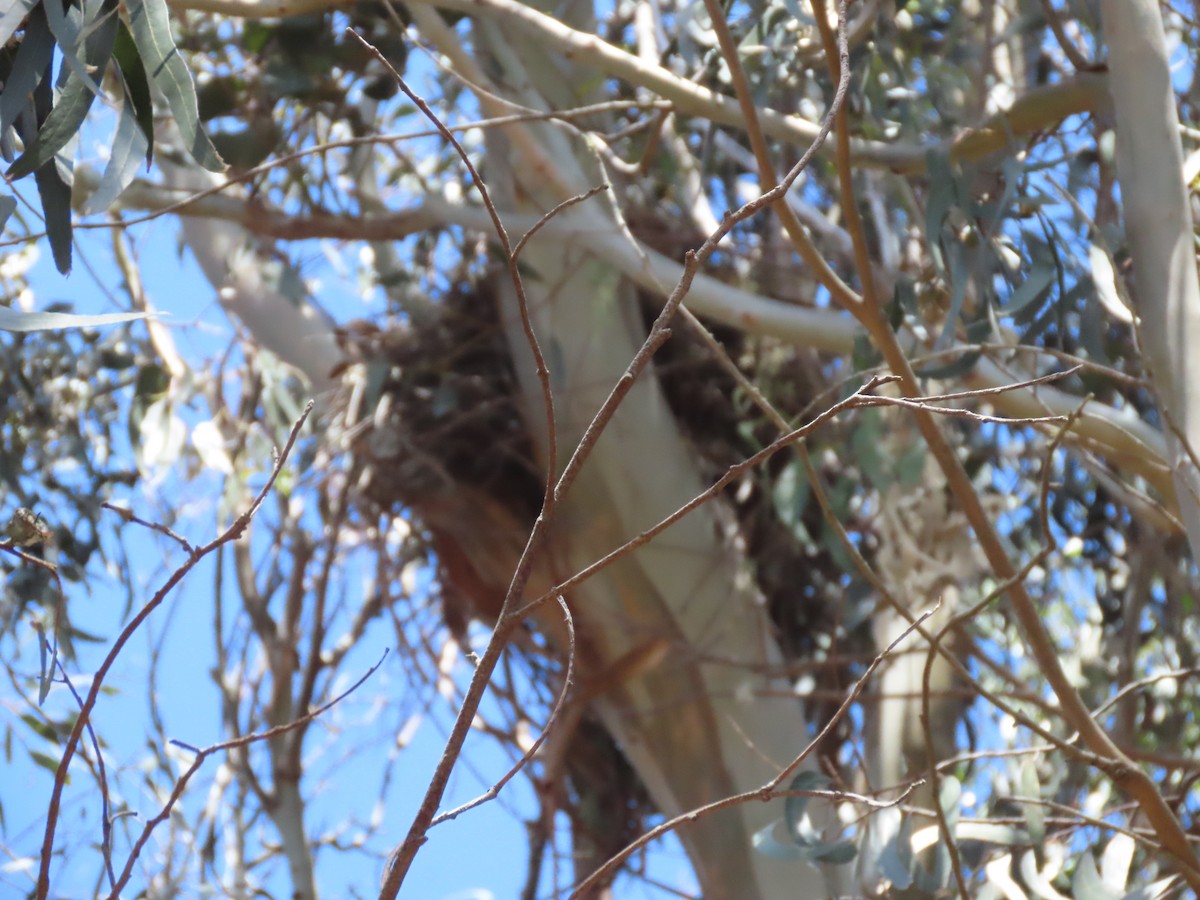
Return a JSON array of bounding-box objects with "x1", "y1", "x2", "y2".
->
[
  {"x1": 36, "y1": 402, "x2": 314, "y2": 900},
  {"x1": 48, "y1": 644, "x2": 118, "y2": 892},
  {"x1": 102, "y1": 503, "x2": 196, "y2": 554},
  {"x1": 430, "y1": 595, "x2": 575, "y2": 825},
  {"x1": 106, "y1": 649, "x2": 388, "y2": 897},
  {"x1": 511, "y1": 185, "x2": 609, "y2": 262},
  {"x1": 570, "y1": 607, "x2": 936, "y2": 897}
]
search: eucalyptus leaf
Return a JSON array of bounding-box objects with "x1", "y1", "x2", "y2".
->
[
  {"x1": 37, "y1": 631, "x2": 49, "y2": 705},
  {"x1": 878, "y1": 815, "x2": 914, "y2": 889},
  {"x1": 41, "y1": 0, "x2": 104, "y2": 97},
  {"x1": 18, "y1": 713, "x2": 59, "y2": 744},
  {"x1": 772, "y1": 460, "x2": 811, "y2": 545},
  {"x1": 806, "y1": 840, "x2": 857, "y2": 865},
  {"x1": 924, "y1": 149, "x2": 957, "y2": 274},
  {"x1": 912, "y1": 345, "x2": 979, "y2": 381},
  {"x1": 752, "y1": 820, "x2": 812, "y2": 860},
  {"x1": 1018, "y1": 760, "x2": 1045, "y2": 847},
  {"x1": 6, "y1": 0, "x2": 118, "y2": 181},
  {"x1": 1089, "y1": 242, "x2": 1133, "y2": 324},
  {"x1": 783, "y1": 770, "x2": 828, "y2": 843},
  {"x1": 28, "y1": 749, "x2": 63, "y2": 776},
  {"x1": 112, "y1": 19, "x2": 155, "y2": 165},
  {"x1": 83, "y1": 93, "x2": 151, "y2": 214},
  {"x1": 0, "y1": 8, "x2": 55, "y2": 138},
  {"x1": 938, "y1": 775, "x2": 961, "y2": 833},
  {"x1": 41, "y1": 0, "x2": 84, "y2": 63},
  {"x1": 33, "y1": 146, "x2": 74, "y2": 274},
  {"x1": 139, "y1": 397, "x2": 186, "y2": 470},
  {"x1": 0, "y1": 194, "x2": 15, "y2": 231},
  {"x1": 0, "y1": 307, "x2": 152, "y2": 332},
  {"x1": 1072, "y1": 851, "x2": 1121, "y2": 900},
  {"x1": 125, "y1": 0, "x2": 225, "y2": 172},
  {"x1": 1099, "y1": 834, "x2": 1134, "y2": 894},
  {"x1": 935, "y1": 241, "x2": 970, "y2": 350},
  {"x1": 1004, "y1": 264, "x2": 1056, "y2": 315}
]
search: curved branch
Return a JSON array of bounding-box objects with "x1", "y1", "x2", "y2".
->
[
  {"x1": 402, "y1": 0, "x2": 1108, "y2": 173},
  {"x1": 75, "y1": 167, "x2": 1177, "y2": 509},
  {"x1": 164, "y1": 0, "x2": 1107, "y2": 174}
]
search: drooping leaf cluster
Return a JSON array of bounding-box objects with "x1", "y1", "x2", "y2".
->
[{"x1": 1, "y1": 0, "x2": 223, "y2": 274}]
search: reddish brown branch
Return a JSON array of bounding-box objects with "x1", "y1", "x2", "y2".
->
[{"x1": 36, "y1": 402, "x2": 314, "y2": 900}]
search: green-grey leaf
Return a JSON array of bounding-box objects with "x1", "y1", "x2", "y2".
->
[
  {"x1": 924, "y1": 149, "x2": 957, "y2": 274},
  {"x1": 807, "y1": 840, "x2": 857, "y2": 865},
  {"x1": 112, "y1": 19, "x2": 154, "y2": 165},
  {"x1": 0, "y1": 195, "x2": 15, "y2": 231},
  {"x1": 915, "y1": 347, "x2": 983, "y2": 379},
  {"x1": 1018, "y1": 760, "x2": 1045, "y2": 846},
  {"x1": 41, "y1": 0, "x2": 102, "y2": 96},
  {"x1": 752, "y1": 820, "x2": 811, "y2": 860},
  {"x1": 8, "y1": 1, "x2": 119, "y2": 181},
  {"x1": 29, "y1": 749, "x2": 64, "y2": 776},
  {"x1": 0, "y1": 8, "x2": 55, "y2": 137},
  {"x1": 37, "y1": 634, "x2": 49, "y2": 705},
  {"x1": 783, "y1": 770, "x2": 828, "y2": 843},
  {"x1": 1004, "y1": 263, "x2": 1056, "y2": 314},
  {"x1": 879, "y1": 816, "x2": 914, "y2": 889},
  {"x1": 0, "y1": 307, "x2": 153, "y2": 332},
  {"x1": 935, "y1": 241, "x2": 970, "y2": 350},
  {"x1": 1072, "y1": 851, "x2": 1122, "y2": 900},
  {"x1": 33, "y1": 153, "x2": 74, "y2": 274},
  {"x1": 125, "y1": 0, "x2": 225, "y2": 172},
  {"x1": 83, "y1": 92, "x2": 151, "y2": 214},
  {"x1": 938, "y1": 774, "x2": 962, "y2": 832},
  {"x1": 18, "y1": 713, "x2": 58, "y2": 744}
]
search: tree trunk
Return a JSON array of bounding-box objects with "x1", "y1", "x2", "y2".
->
[
  {"x1": 1099, "y1": 0, "x2": 1200, "y2": 560},
  {"x1": 467, "y1": 3, "x2": 840, "y2": 896}
]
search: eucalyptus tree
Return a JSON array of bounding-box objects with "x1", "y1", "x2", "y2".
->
[{"x1": 4, "y1": 0, "x2": 1200, "y2": 897}]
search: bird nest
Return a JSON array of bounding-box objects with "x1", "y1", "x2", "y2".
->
[{"x1": 333, "y1": 268, "x2": 863, "y2": 675}]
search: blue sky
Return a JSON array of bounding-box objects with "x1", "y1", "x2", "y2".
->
[{"x1": 0, "y1": 212, "x2": 537, "y2": 897}]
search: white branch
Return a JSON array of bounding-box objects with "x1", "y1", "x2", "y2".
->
[
  {"x1": 75, "y1": 164, "x2": 1176, "y2": 507},
  {"x1": 166, "y1": 0, "x2": 1108, "y2": 176}
]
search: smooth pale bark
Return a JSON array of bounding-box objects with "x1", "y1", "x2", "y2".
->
[
  {"x1": 156, "y1": 158, "x2": 342, "y2": 401},
  {"x1": 1099, "y1": 1, "x2": 1200, "y2": 558}
]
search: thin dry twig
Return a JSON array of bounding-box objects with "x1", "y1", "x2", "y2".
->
[
  {"x1": 429, "y1": 595, "x2": 576, "y2": 826},
  {"x1": 511, "y1": 185, "x2": 609, "y2": 262},
  {"x1": 102, "y1": 503, "x2": 196, "y2": 554},
  {"x1": 36, "y1": 402, "x2": 314, "y2": 900},
  {"x1": 105, "y1": 648, "x2": 388, "y2": 897},
  {"x1": 48, "y1": 644, "x2": 118, "y2": 891}
]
